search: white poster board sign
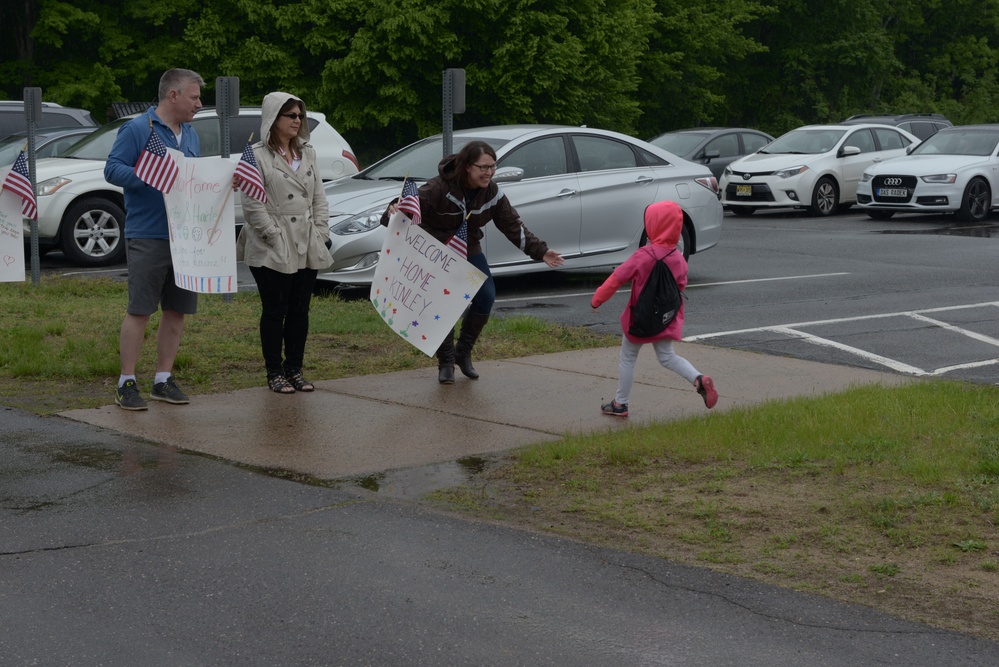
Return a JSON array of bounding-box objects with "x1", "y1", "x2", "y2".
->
[
  {"x1": 370, "y1": 213, "x2": 486, "y2": 356},
  {"x1": 163, "y1": 151, "x2": 238, "y2": 293},
  {"x1": 0, "y1": 173, "x2": 26, "y2": 283}
]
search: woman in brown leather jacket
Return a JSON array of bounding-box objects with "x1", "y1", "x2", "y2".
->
[{"x1": 385, "y1": 140, "x2": 563, "y2": 383}]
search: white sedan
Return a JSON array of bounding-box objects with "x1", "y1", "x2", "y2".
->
[
  {"x1": 320, "y1": 125, "x2": 723, "y2": 286},
  {"x1": 857, "y1": 125, "x2": 999, "y2": 222},
  {"x1": 720, "y1": 123, "x2": 918, "y2": 216}
]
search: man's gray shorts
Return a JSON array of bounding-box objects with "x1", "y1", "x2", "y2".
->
[{"x1": 126, "y1": 238, "x2": 198, "y2": 316}]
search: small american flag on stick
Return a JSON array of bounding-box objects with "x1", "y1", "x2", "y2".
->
[
  {"x1": 447, "y1": 218, "x2": 468, "y2": 259},
  {"x1": 134, "y1": 128, "x2": 179, "y2": 194},
  {"x1": 398, "y1": 179, "x2": 421, "y2": 225},
  {"x1": 1, "y1": 148, "x2": 37, "y2": 220},
  {"x1": 234, "y1": 141, "x2": 267, "y2": 203}
]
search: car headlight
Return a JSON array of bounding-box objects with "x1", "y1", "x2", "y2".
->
[
  {"x1": 774, "y1": 165, "x2": 808, "y2": 179},
  {"x1": 330, "y1": 205, "x2": 383, "y2": 235},
  {"x1": 723, "y1": 165, "x2": 733, "y2": 176},
  {"x1": 37, "y1": 177, "x2": 72, "y2": 196},
  {"x1": 860, "y1": 172, "x2": 873, "y2": 183},
  {"x1": 920, "y1": 173, "x2": 957, "y2": 184}
]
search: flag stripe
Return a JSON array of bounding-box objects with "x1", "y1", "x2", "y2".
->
[
  {"x1": 134, "y1": 129, "x2": 179, "y2": 194},
  {"x1": 235, "y1": 142, "x2": 267, "y2": 203}
]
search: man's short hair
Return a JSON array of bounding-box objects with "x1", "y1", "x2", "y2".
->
[{"x1": 158, "y1": 69, "x2": 205, "y2": 102}]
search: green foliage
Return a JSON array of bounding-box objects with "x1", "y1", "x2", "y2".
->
[{"x1": 4, "y1": 0, "x2": 999, "y2": 150}]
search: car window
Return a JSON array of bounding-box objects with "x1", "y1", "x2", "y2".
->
[
  {"x1": 704, "y1": 134, "x2": 739, "y2": 158},
  {"x1": 742, "y1": 133, "x2": 770, "y2": 153},
  {"x1": 498, "y1": 136, "x2": 568, "y2": 178},
  {"x1": 845, "y1": 129, "x2": 876, "y2": 153},
  {"x1": 873, "y1": 128, "x2": 906, "y2": 150},
  {"x1": 763, "y1": 129, "x2": 845, "y2": 154},
  {"x1": 638, "y1": 146, "x2": 669, "y2": 166},
  {"x1": 572, "y1": 136, "x2": 638, "y2": 171},
  {"x1": 62, "y1": 119, "x2": 127, "y2": 160},
  {"x1": 363, "y1": 136, "x2": 509, "y2": 181},
  {"x1": 649, "y1": 133, "x2": 705, "y2": 155},
  {"x1": 911, "y1": 130, "x2": 999, "y2": 156}
]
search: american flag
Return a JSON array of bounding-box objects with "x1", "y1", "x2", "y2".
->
[
  {"x1": 1, "y1": 149, "x2": 37, "y2": 220},
  {"x1": 134, "y1": 128, "x2": 179, "y2": 194},
  {"x1": 234, "y1": 142, "x2": 267, "y2": 203},
  {"x1": 446, "y1": 219, "x2": 468, "y2": 259},
  {"x1": 398, "y1": 179, "x2": 421, "y2": 225}
]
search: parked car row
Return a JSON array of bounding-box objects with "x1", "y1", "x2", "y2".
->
[
  {"x1": 318, "y1": 125, "x2": 724, "y2": 286},
  {"x1": 14, "y1": 107, "x2": 358, "y2": 266}
]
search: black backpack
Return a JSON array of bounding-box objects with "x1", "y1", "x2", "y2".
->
[{"x1": 628, "y1": 248, "x2": 683, "y2": 338}]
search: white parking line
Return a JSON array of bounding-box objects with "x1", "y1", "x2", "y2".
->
[
  {"x1": 493, "y1": 272, "x2": 850, "y2": 304},
  {"x1": 686, "y1": 301, "x2": 999, "y2": 377}
]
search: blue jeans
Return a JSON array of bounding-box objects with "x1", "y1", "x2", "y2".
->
[{"x1": 467, "y1": 252, "x2": 495, "y2": 315}]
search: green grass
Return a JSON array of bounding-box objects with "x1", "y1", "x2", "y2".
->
[{"x1": 0, "y1": 276, "x2": 616, "y2": 412}]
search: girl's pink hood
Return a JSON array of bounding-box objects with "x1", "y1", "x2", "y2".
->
[{"x1": 645, "y1": 200, "x2": 683, "y2": 247}]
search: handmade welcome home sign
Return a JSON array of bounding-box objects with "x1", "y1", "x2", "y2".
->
[
  {"x1": 162, "y1": 151, "x2": 239, "y2": 293},
  {"x1": 0, "y1": 170, "x2": 26, "y2": 282},
  {"x1": 370, "y1": 209, "x2": 487, "y2": 357}
]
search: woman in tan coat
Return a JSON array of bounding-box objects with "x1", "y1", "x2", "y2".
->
[{"x1": 236, "y1": 92, "x2": 332, "y2": 394}]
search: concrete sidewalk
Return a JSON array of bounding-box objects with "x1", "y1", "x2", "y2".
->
[{"x1": 60, "y1": 343, "x2": 912, "y2": 482}]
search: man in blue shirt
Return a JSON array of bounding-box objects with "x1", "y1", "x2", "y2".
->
[{"x1": 104, "y1": 68, "x2": 203, "y2": 410}]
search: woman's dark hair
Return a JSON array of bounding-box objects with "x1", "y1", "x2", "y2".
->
[
  {"x1": 453, "y1": 140, "x2": 497, "y2": 187},
  {"x1": 267, "y1": 98, "x2": 304, "y2": 156}
]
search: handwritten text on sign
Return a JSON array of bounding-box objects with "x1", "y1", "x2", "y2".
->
[
  {"x1": 0, "y1": 176, "x2": 26, "y2": 283},
  {"x1": 163, "y1": 152, "x2": 238, "y2": 293},
  {"x1": 370, "y1": 212, "x2": 485, "y2": 357}
]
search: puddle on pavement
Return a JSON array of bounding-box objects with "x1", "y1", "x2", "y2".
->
[
  {"x1": 878, "y1": 223, "x2": 999, "y2": 238},
  {"x1": 349, "y1": 455, "x2": 494, "y2": 499}
]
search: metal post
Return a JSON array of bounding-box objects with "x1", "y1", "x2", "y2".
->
[
  {"x1": 442, "y1": 69, "x2": 466, "y2": 158},
  {"x1": 24, "y1": 87, "x2": 42, "y2": 286},
  {"x1": 215, "y1": 77, "x2": 239, "y2": 301}
]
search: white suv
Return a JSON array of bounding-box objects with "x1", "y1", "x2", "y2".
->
[{"x1": 27, "y1": 107, "x2": 357, "y2": 266}]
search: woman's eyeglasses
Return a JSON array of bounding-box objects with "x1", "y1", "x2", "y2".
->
[
  {"x1": 280, "y1": 113, "x2": 306, "y2": 120},
  {"x1": 471, "y1": 163, "x2": 497, "y2": 173}
]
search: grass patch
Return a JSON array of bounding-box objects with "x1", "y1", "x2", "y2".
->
[
  {"x1": 431, "y1": 382, "x2": 999, "y2": 640},
  {"x1": 0, "y1": 276, "x2": 615, "y2": 413}
]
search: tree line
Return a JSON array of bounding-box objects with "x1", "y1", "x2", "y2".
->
[{"x1": 3, "y1": 0, "x2": 998, "y2": 163}]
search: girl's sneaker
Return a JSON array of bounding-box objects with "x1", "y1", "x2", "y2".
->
[
  {"x1": 601, "y1": 400, "x2": 629, "y2": 417},
  {"x1": 696, "y1": 375, "x2": 718, "y2": 409}
]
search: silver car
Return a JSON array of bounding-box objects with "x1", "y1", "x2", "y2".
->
[{"x1": 321, "y1": 125, "x2": 723, "y2": 285}]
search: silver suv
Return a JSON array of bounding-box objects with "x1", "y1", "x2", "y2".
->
[
  {"x1": 27, "y1": 107, "x2": 358, "y2": 266},
  {"x1": 0, "y1": 101, "x2": 97, "y2": 139},
  {"x1": 841, "y1": 113, "x2": 953, "y2": 141}
]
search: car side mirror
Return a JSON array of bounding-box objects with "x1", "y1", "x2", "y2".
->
[
  {"x1": 702, "y1": 149, "x2": 720, "y2": 163},
  {"x1": 839, "y1": 145, "x2": 861, "y2": 157},
  {"x1": 493, "y1": 166, "x2": 525, "y2": 183}
]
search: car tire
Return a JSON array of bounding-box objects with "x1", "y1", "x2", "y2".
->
[
  {"x1": 727, "y1": 205, "x2": 756, "y2": 216},
  {"x1": 866, "y1": 210, "x2": 895, "y2": 220},
  {"x1": 809, "y1": 177, "x2": 839, "y2": 216},
  {"x1": 958, "y1": 177, "x2": 991, "y2": 223},
  {"x1": 59, "y1": 198, "x2": 127, "y2": 267}
]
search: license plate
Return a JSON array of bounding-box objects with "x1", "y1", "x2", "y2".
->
[
  {"x1": 877, "y1": 187, "x2": 908, "y2": 198},
  {"x1": 736, "y1": 184, "x2": 752, "y2": 197}
]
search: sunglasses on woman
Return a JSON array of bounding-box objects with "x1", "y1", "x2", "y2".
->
[{"x1": 280, "y1": 113, "x2": 306, "y2": 120}]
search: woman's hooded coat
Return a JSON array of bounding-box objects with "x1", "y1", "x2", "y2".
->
[{"x1": 236, "y1": 91, "x2": 332, "y2": 273}]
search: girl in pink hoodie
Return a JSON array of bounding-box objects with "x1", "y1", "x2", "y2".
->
[{"x1": 591, "y1": 200, "x2": 717, "y2": 416}]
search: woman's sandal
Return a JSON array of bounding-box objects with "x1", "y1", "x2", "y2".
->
[
  {"x1": 267, "y1": 373, "x2": 296, "y2": 394},
  {"x1": 285, "y1": 370, "x2": 315, "y2": 392}
]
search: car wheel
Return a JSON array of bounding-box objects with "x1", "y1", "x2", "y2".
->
[
  {"x1": 727, "y1": 205, "x2": 756, "y2": 216},
  {"x1": 59, "y1": 198, "x2": 127, "y2": 267},
  {"x1": 866, "y1": 210, "x2": 895, "y2": 220},
  {"x1": 809, "y1": 177, "x2": 839, "y2": 216},
  {"x1": 958, "y1": 177, "x2": 991, "y2": 223}
]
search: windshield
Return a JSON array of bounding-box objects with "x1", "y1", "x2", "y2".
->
[
  {"x1": 761, "y1": 129, "x2": 846, "y2": 155},
  {"x1": 361, "y1": 136, "x2": 510, "y2": 180},
  {"x1": 649, "y1": 133, "x2": 706, "y2": 156},
  {"x1": 62, "y1": 119, "x2": 127, "y2": 160},
  {"x1": 0, "y1": 135, "x2": 27, "y2": 166},
  {"x1": 910, "y1": 129, "x2": 999, "y2": 157}
]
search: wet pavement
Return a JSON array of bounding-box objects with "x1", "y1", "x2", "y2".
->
[{"x1": 3, "y1": 345, "x2": 999, "y2": 665}]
